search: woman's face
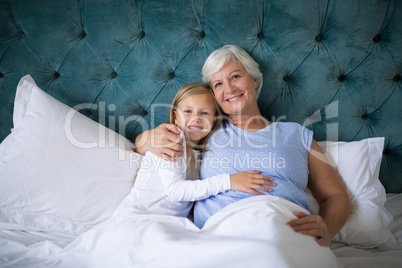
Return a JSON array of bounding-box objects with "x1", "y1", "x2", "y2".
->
[
  {"x1": 210, "y1": 60, "x2": 258, "y2": 117},
  {"x1": 174, "y1": 93, "x2": 216, "y2": 143}
]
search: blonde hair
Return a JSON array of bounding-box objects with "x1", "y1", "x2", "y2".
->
[
  {"x1": 169, "y1": 83, "x2": 222, "y2": 180},
  {"x1": 202, "y1": 44, "x2": 263, "y2": 98}
]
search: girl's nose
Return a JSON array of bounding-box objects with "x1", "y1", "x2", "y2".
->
[{"x1": 191, "y1": 115, "x2": 201, "y2": 122}]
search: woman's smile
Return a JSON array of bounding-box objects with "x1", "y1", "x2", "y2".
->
[{"x1": 226, "y1": 93, "x2": 244, "y2": 103}]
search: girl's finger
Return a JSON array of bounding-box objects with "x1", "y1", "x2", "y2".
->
[
  {"x1": 254, "y1": 185, "x2": 273, "y2": 192},
  {"x1": 245, "y1": 170, "x2": 261, "y2": 174}
]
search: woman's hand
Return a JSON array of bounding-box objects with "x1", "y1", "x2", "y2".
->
[
  {"x1": 287, "y1": 211, "x2": 331, "y2": 246},
  {"x1": 230, "y1": 171, "x2": 275, "y2": 195},
  {"x1": 135, "y1": 123, "x2": 184, "y2": 161}
]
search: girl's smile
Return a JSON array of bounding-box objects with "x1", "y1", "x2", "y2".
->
[{"x1": 174, "y1": 92, "x2": 216, "y2": 143}]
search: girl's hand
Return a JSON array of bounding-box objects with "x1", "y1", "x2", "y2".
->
[{"x1": 230, "y1": 171, "x2": 275, "y2": 195}]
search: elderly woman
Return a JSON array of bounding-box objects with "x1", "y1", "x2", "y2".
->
[{"x1": 135, "y1": 45, "x2": 351, "y2": 246}]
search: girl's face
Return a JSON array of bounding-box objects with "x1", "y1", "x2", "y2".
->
[
  {"x1": 174, "y1": 92, "x2": 216, "y2": 143},
  {"x1": 210, "y1": 60, "x2": 258, "y2": 117}
]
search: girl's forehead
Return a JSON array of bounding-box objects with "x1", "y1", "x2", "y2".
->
[
  {"x1": 183, "y1": 92, "x2": 213, "y2": 101},
  {"x1": 177, "y1": 93, "x2": 215, "y2": 107}
]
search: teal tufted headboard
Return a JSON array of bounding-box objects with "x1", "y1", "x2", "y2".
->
[{"x1": 1, "y1": 0, "x2": 401, "y2": 192}]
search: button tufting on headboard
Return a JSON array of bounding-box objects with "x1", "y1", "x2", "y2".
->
[
  {"x1": 168, "y1": 72, "x2": 175, "y2": 80},
  {"x1": 338, "y1": 74, "x2": 346, "y2": 82},
  {"x1": 85, "y1": 109, "x2": 93, "y2": 117},
  {"x1": 198, "y1": 31, "x2": 205, "y2": 39},
  {"x1": 373, "y1": 34, "x2": 382, "y2": 43},
  {"x1": 138, "y1": 30, "x2": 146, "y2": 39},
  {"x1": 79, "y1": 30, "x2": 87, "y2": 39}
]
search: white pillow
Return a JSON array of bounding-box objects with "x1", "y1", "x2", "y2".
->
[
  {"x1": 306, "y1": 138, "x2": 397, "y2": 249},
  {"x1": 0, "y1": 75, "x2": 142, "y2": 235}
]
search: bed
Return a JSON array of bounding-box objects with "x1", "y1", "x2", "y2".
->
[{"x1": 0, "y1": 0, "x2": 401, "y2": 267}]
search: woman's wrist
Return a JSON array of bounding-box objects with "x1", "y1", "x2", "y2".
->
[{"x1": 134, "y1": 130, "x2": 150, "y2": 155}]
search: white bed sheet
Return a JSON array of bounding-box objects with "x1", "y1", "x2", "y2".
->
[
  {"x1": 0, "y1": 230, "x2": 73, "y2": 267},
  {"x1": 330, "y1": 193, "x2": 402, "y2": 268},
  {"x1": 0, "y1": 194, "x2": 401, "y2": 268}
]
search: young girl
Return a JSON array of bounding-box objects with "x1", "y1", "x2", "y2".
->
[{"x1": 116, "y1": 83, "x2": 273, "y2": 218}]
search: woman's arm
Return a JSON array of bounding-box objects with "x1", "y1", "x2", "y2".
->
[
  {"x1": 287, "y1": 139, "x2": 352, "y2": 246},
  {"x1": 135, "y1": 123, "x2": 184, "y2": 160}
]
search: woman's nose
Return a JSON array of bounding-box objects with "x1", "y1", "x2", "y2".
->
[{"x1": 223, "y1": 81, "x2": 235, "y2": 93}]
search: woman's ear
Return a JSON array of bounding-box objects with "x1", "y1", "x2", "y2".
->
[{"x1": 253, "y1": 78, "x2": 258, "y2": 89}]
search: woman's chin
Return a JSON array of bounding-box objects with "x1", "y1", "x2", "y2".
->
[{"x1": 223, "y1": 102, "x2": 246, "y2": 116}]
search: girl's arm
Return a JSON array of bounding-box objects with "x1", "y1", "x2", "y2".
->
[
  {"x1": 156, "y1": 152, "x2": 275, "y2": 202},
  {"x1": 164, "y1": 172, "x2": 230, "y2": 202}
]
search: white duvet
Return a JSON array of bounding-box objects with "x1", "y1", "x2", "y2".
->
[
  {"x1": 0, "y1": 195, "x2": 341, "y2": 267},
  {"x1": 50, "y1": 195, "x2": 341, "y2": 268}
]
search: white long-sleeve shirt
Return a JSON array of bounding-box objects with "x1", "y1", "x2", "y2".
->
[{"x1": 116, "y1": 145, "x2": 231, "y2": 218}]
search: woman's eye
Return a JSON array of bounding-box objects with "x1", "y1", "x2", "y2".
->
[
  {"x1": 232, "y1": 74, "x2": 240, "y2": 80},
  {"x1": 214, "y1": 83, "x2": 222, "y2": 89}
]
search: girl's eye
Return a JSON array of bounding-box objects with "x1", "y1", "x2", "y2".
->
[
  {"x1": 183, "y1": 110, "x2": 192, "y2": 114},
  {"x1": 201, "y1": 111, "x2": 209, "y2": 115}
]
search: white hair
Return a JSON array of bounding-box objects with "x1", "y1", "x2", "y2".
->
[{"x1": 202, "y1": 45, "x2": 263, "y2": 98}]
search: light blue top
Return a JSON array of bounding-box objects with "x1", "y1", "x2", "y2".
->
[{"x1": 194, "y1": 121, "x2": 313, "y2": 228}]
